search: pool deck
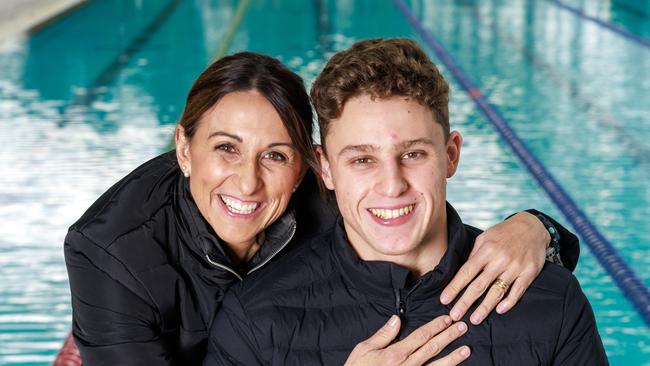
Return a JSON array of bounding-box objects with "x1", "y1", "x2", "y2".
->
[{"x1": 0, "y1": 0, "x2": 86, "y2": 41}]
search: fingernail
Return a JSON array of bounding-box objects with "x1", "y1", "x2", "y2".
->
[
  {"x1": 440, "y1": 292, "x2": 450, "y2": 304},
  {"x1": 470, "y1": 312, "x2": 482, "y2": 324},
  {"x1": 388, "y1": 315, "x2": 399, "y2": 328},
  {"x1": 457, "y1": 322, "x2": 467, "y2": 332},
  {"x1": 497, "y1": 303, "x2": 508, "y2": 314},
  {"x1": 460, "y1": 346, "x2": 471, "y2": 357},
  {"x1": 450, "y1": 308, "x2": 461, "y2": 320}
]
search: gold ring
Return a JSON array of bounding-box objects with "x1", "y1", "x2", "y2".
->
[{"x1": 493, "y1": 278, "x2": 509, "y2": 291}]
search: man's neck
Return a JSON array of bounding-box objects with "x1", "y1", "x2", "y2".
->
[{"x1": 345, "y1": 221, "x2": 449, "y2": 278}]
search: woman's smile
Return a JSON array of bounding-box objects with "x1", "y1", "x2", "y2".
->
[{"x1": 217, "y1": 194, "x2": 263, "y2": 218}]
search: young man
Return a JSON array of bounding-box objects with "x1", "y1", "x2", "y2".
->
[{"x1": 203, "y1": 39, "x2": 607, "y2": 365}]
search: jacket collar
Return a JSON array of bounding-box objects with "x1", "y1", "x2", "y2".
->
[
  {"x1": 173, "y1": 164, "x2": 296, "y2": 278},
  {"x1": 331, "y1": 202, "x2": 472, "y2": 301}
]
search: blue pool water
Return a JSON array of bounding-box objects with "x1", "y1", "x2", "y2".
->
[{"x1": 0, "y1": 0, "x2": 648, "y2": 364}]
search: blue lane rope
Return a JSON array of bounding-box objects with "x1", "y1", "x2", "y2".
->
[
  {"x1": 544, "y1": 0, "x2": 650, "y2": 50},
  {"x1": 393, "y1": 0, "x2": 650, "y2": 326}
]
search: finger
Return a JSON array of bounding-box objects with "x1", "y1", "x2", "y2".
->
[
  {"x1": 449, "y1": 268, "x2": 499, "y2": 321},
  {"x1": 440, "y1": 257, "x2": 485, "y2": 305},
  {"x1": 360, "y1": 315, "x2": 402, "y2": 350},
  {"x1": 405, "y1": 321, "x2": 468, "y2": 366},
  {"x1": 426, "y1": 345, "x2": 471, "y2": 366},
  {"x1": 496, "y1": 272, "x2": 533, "y2": 314},
  {"x1": 469, "y1": 272, "x2": 516, "y2": 324},
  {"x1": 394, "y1": 315, "x2": 453, "y2": 356}
]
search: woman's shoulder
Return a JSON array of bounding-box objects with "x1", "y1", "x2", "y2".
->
[{"x1": 68, "y1": 151, "x2": 180, "y2": 247}]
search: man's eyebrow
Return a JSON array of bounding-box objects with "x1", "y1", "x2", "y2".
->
[
  {"x1": 395, "y1": 138, "x2": 435, "y2": 149},
  {"x1": 337, "y1": 144, "x2": 380, "y2": 158},
  {"x1": 208, "y1": 131, "x2": 242, "y2": 142}
]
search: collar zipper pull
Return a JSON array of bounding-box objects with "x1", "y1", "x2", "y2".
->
[{"x1": 395, "y1": 289, "x2": 406, "y2": 318}]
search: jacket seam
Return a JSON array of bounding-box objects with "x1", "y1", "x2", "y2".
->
[{"x1": 70, "y1": 229, "x2": 163, "y2": 325}]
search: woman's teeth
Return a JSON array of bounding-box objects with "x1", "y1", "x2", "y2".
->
[
  {"x1": 368, "y1": 205, "x2": 414, "y2": 220},
  {"x1": 220, "y1": 195, "x2": 259, "y2": 215}
]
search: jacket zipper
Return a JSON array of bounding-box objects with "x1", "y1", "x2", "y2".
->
[
  {"x1": 205, "y1": 254, "x2": 243, "y2": 281},
  {"x1": 395, "y1": 289, "x2": 406, "y2": 318},
  {"x1": 394, "y1": 279, "x2": 425, "y2": 318},
  {"x1": 247, "y1": 221, "x2": 296, "y2": 275},
  {"x1": 204, "y1": 221, "x2": 297, "y2": 280}
]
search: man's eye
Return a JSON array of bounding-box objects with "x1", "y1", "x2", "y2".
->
[
  {"x1": 352, "y1": 157, "x2": 372, "y2": 165},
  {"x1": 215, "y1": 144, "x2": 236, "y2": 153},
  {"x1": 403, "y1": 151, "x2": 424, "y2": 160},
  {"x1": 264, "y1": 151, "x2": 288, "y2": 162}
]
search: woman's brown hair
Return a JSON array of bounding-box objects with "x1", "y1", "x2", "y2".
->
[{"x1": 179, "y1": 52, "x2": 317, "y2": 171}]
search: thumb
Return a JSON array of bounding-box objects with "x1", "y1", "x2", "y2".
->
[{"x1": 363, "y1": 315, "x2": 401, "y2": 350}]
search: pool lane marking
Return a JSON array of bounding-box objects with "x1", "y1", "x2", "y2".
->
[
  {"x1": 544, "y1": 0, "x2": 650, "y2": 50},
  {"x1": 69, "y1": 0, "x2": 182, "y2": 109},
  {"x1": 211, "y1": 0, "x2": 252, "y2": 62},
  {"x1": 393, "y1": 0, "x2": 650, "y2": 326},
  {"x1": 468, "y1": 4, "x2": 650, "y2": 169}
]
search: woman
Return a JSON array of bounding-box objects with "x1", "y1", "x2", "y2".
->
[{"x1": 64, "y1": 52, "x2": 578, "y2": 365}]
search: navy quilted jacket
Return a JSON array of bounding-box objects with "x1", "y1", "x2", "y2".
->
[{"x1": 204, "y1": 205, "x2": 606, "y2": 366}]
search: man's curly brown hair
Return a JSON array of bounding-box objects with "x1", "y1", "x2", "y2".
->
[{"x1": 310, "y1": 38, "x2": 450, "y2": 151}]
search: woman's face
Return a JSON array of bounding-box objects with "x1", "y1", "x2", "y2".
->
[{"x1": 176, "y1": 90, "x2": 305, "y2": 260}]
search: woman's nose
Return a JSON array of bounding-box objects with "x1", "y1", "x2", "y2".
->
[{"x1": 235, "y1": 160, "x2": 263, "y2": 196}]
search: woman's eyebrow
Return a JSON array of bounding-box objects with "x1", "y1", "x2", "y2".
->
[
  {"x1": 208, "y1": 131, "x2": 242, "y2": 142},
  {"x1": 268, "y1": 142, "x2": 296, "y2": 150}
]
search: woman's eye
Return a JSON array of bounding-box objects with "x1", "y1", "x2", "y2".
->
[
  {"x1": 215, "y1": 143, "x2": 236, "y2": 153},
  {"x1": 264, "y1": 151, "x2": 288, "y2": 162}
]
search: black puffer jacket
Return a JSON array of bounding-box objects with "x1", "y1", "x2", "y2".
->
[
  {"x1": 65, "y1": 151, "x2": 580, "y2": 366},
  {"x1": 64, "y1": 151, "x2": 336, "y2": 365},
  {"x1": 205, "y1": 204, "x2": 606, "y2": 366}
]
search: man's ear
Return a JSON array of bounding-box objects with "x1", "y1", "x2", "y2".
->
[
  {"x1": 175, "y1": 125, "x2": 191, "y2": 174},
  {"x1": 315, "y1": 145, "x2": 335, "y2": 190},
  {"x1": 446, "y1": 131, "x2": 462, "y2": 178}
]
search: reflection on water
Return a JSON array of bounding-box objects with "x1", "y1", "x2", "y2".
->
[{"x1": 0, "y1": 0, "x2": 649, "y2": 364}]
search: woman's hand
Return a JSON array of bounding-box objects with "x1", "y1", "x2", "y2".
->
[
  {"x1": 440, "y1": 211, "x2": 549, "y2": 325},
  {"x1": 344, "y1": 315, "x2": 471, "y2": 366}
]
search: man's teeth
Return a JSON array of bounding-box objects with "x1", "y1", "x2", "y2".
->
[
  {"x1": 221, "y1": 196, "x2": 259, "y2": 215},
  {"x1": 369, "y1": 205, "x2": 414, "y2": 220}
]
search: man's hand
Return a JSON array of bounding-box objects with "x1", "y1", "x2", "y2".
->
[
  {"x1": 345, "y1": 315, "x2": 470, "y2": 366},
  {"x1": 440, "y1": 211, "x2": 549, "y2": 324}
]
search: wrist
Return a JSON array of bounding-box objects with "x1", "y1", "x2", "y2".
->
[{"x1": 533, "y1": 213, "x2": 563, "y2": 265}]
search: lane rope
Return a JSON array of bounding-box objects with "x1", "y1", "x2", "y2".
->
[{"x1": 544, "y1": 0, "x2": 650, "y2": 50}]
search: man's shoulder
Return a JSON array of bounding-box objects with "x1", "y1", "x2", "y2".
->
[
  {"x1": 498, "y1": 263, "x2": 584, "y2": 329},
  {"x1": 530, "y1": 262, "x2": 578, "y2": 297}
]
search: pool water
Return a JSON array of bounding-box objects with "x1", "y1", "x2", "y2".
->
[{"x1": 0, "y1": 0, "x2": 648, "y2": 364}]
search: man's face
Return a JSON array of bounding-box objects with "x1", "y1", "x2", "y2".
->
[{"x1": 319, "y1": 95, "x2": 461, "y2": 267}]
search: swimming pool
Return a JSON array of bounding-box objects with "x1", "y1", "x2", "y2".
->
[{"x1": 0, "y1": 0, "x2": 648, "y2": 364}]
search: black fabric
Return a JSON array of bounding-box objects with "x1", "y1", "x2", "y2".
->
[
  {"x1": 64, "y1": 150, "x2": 580, "y2": 365},
  {"x1": 205, "y1": 204, "x2": 606, "y2": 366},
  {"x1": 64, "y1": 151, "x2": 337, "y2": 366}
]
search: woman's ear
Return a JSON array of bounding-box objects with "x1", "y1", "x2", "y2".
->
[
  {"x1": 175, "y1": 125, "x2": 191, "y2": 177},
  {"x1": 446, "y1": 131, "x2": 462, "y2": 178},
  {"x1": 315, "y1": 145, "x2": 335, "y2": 190}
]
